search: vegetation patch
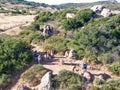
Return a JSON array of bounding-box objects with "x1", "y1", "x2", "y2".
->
[
  {"x1": 21, "y1": 65, "x2": 48, "y2": 87},
  {"x1": 51, "y1": 70, "x2": 84, "y2": 90},
  {"x1": 0, "y1": 35, "x2": 33, "y2": 89}
]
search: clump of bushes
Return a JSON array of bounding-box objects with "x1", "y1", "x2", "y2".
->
[
  {"x1": 51, "y1": 70, "x2": 84, "y2": 90},
  {"x1": 108, "y1": 62, "x2": 120, "y2": 75},
  {"x1": 0, "y1": 35, "x2": 33, "y2": 89},
  {"x1": 44, "y1": 36, "x2": 69, "y2": 53},
  {"x1": 21, "y1": 65, "x2": 48, "y2": 87}
]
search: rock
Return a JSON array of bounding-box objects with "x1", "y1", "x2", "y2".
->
[
  {"x1": 91, "y1": 5, "x2": 104, "y2": 12},
  {"x1": 83, "y1": 72, "x2": 92, "y2": 81},
  {"x1": 101, "y1": 8, "x2": 112, "y2": 17},
  {"x1": 35, "y1": 71, "x2": 52, "y2": 90},
  {"x1": 17, "y1": 84, "x2": 24, "y2": 90},
  {"x1": 66, "y1": 13, "x2": 75, "y2": 18}
]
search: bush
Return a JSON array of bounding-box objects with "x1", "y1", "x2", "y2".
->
[
  {"x1": 21, "y1": 65, "x2": 48, "y2": 87},
  {"x1": 107, "y1": 79, "x2": 120, "y2": 89},
  {"x1": 34, "y1": 11, "x2": 53, "y2": 24},
  {"x1": 89, "y1": 86, "x2": 99, "y2": 90},
  {"x1": 0, "y1": 74, "x2": 11, "y2": 89},
  {"x1": 101, "y1": 84, "x2": 112, "y2": 90},
  {"x1": 76, "y1": 9, "x2": 95, "y2": 24},
  {"x1": 51, "y1": 70, "x2": 83, "y2": 89},
  {"x1": 44, "y1": 36, "x2": 69, "y2": 53},
  {"x1": 0, "y1": 35, "x2": 33, "y2": 89},
  {"x1": 93, "y1": 77, "x2": 105, "y2": 85},
  {"x1": 62, "y1": 18, "x2": 83, "y2": 30},
  {"x1": 108, "y1": 62, "x2": 120, "y2": 75}
]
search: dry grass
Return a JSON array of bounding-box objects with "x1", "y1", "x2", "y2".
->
[
  {"x1": 0, "y1": 14, "x2": 35, "y2": 35},
  {"x1": 21, "y1": 65, "x2": 48, "y2": 87}
]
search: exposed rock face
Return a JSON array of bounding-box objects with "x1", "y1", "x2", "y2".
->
[
  {"x1": 83, "y1": 72, "x2": 92, "y2": 81},
  {"x1": 68, "y1": 50, "x2": 76, "y2": 59},
  {"x1": 91, "y1": 5, "x2": 113, "y2": 17},
  {"x1": 66, "y1": 13, "x2": 75, "y2": 18},
  {"x1": 34, "y1": 71, "x2": 52, "y2": 90},
  {"x1": 40, "y1": 71, "x2": 52, "y2": 90},
  {"x1": 101, "y1": 8, "x2": 112, "y2": 17},
  {"x1": 91, "y1": 5, "x2": 104, "y2": 12}
]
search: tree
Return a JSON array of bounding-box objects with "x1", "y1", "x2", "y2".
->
[
  {"x1": 76, "y1": 9, "x2": 95, "y2": 24},
  {"x1": 62, "y1": 18, "x2": 83, "y2": 30}
]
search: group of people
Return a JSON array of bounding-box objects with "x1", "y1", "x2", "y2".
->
[{"x1": 33, "y1": 50, "x2": 54, "y2": 64}]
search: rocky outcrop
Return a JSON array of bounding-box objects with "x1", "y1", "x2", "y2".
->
[
  {"x1": 83, "y1": 71, "x2": 93, "y2": 81},
  {"x1": 91, "y1": 5, "x2": 104, "y2": 13},
  {"x1": 66, "y1": 13, "x2": 75, "y2": 18},
  {"x1": 34, "y1": 71, "x2": 52, "y2": 90},
  {"x1": 91, "y1": 5, "x2": 113, "y2": 17},
  {"x1": 101, "y1": 8, "x2": 112, "y2": 17}
]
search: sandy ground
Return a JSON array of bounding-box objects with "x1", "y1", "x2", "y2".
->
[{"x1": 0, "y1": 14, "x2": 35, "y2": 35}]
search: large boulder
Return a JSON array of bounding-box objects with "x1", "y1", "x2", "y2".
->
[
  {"x1": 101, "y1": 8, "x2": 112, "y2": 17},
  {"x1": 91, "y1": 5, "x2": 104, "y2": 13},
  {"x1": 83, "y1": 71, "x2": 93, "y2": 81},
  {"x1": 66, "y1": 13, "x2": 75, "y2": 18},
  {"x1": 35, "y1": 71, "x2": 52, "y2": 90}
]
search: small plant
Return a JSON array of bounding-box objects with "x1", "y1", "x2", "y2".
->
[
  {"x1": 51, "y1": 70, "x2": 83, "y2": 89},
  {"x1": 101, "y1": 84, "x2": 112, "y2": 90}
]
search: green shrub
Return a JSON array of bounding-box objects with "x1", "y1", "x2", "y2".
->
[
  {"x1": 51, "y1": 70, "x2": 83, "y2": 89},
  {"x1": 93, "y1": 77, "x2": 105, "y2": 85},
  {"x1": 76, "y1": 9, "x2": 95, "y2": 24},
  {"x1": 107, "y1": 79, "x2": 120, "y2": 89},
  {"x1": 108, "y1": 62, "x2": 120, "y2": 75},
  {"x1": 21, "y1": 65, "x2": 48, "y2": 87},
  {"x1": 89, "y1": 86, "x2": 99, "y2": 90},
  {"x1": 44, "y1": 36, "x2": 69, "y2": 53},
  {"x1": 0, "y1": 35, "x2": 33, "y2": 89},
  {"x1": 101, "y1": 84, "x2": 112, "y2": 90},
  {"x1": 0, "y1": 74, "x2": 11, "y2": 89},
  {"x1": 62, "y1": 18, "x2": 83, "y2": 30}
]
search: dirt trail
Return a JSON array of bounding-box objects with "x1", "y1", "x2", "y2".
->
[{"x1": 8, "y1": 43, "x2": 120, "y2": 90}]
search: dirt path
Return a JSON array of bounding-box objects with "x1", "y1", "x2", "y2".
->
[{"x1": 8, "y1": 43, "x2": 120, "y2": 90}]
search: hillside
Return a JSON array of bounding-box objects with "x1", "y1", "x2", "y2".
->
[
  {"x1": 0, "y1": 0, "x2": 57, "y2": 15},
  {"x1": 52, "y1": 1, "x2": 120, "y2": 10},
  {"x1": 0, "y1": 0, "x2": 120, "y2": 90}
]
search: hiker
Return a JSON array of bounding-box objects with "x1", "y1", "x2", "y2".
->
[
  {"x1": 33, "y1": 50, "x2": 38, "y2": 57},
  {"x1": 38, "y1": 53, "x2": 42, "y2": 64},
  {"x1": 43, "y1": 52, "x2": 47, "y2": 61},
  {"x1": 68, "y1": 49, "x2": 72, "y2": 58},
  {"x1": 50, "y1": 49, "x2": 54, "y2": 58},
  {"x1": 82, "y1": 62, "x2": 87, "y2": 74},
  {"x1": 44, "y1": 52, "x2": 51, "y2": 61},
  {"x1": 64, "y1": 50, "x2": 69, "y2": 58},
  {"x1": 33, "y1": 50, "x2": 38, "y2": 64},
  {"x1": 68, "y1": 49, "x2": 76, "y2": 59}
]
